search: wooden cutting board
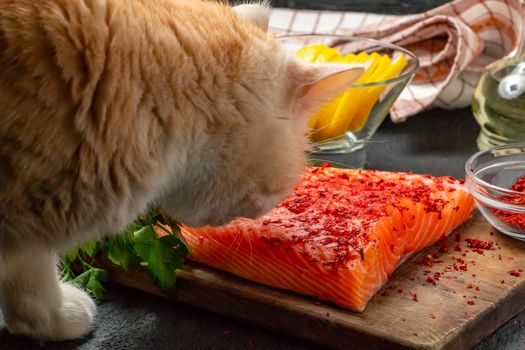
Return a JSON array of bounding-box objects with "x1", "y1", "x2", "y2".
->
[{"x1": 97, "y1": 211, "x2": 525, "y2": 350}]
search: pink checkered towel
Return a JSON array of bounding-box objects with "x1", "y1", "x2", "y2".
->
[{"x1": 270, "y1": 0, "x2": 525, "y2": 122}]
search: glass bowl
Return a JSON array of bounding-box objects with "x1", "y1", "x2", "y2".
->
[
  {"x1": 465, "y1": 143, "x2": 525, "y2": 240},
  {"x1": 278, "y1": 34, "x2": 419, "y2": 154}
]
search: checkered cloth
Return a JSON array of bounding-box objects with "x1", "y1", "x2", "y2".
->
[{"x1": 269, "y1": 0, "x2": 525, "y2": 122}]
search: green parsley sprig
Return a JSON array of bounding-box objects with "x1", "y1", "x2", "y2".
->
[{"x1": 60, "y1": 208, "x2": 189, "y2": 301}]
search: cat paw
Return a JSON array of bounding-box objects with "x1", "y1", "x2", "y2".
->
[
  {"x1": 6, "y1": 283, "x2": 96, "y2": 341},
  {"x1": 53, "y1": 283, "x2": 97, "y2": 340}
]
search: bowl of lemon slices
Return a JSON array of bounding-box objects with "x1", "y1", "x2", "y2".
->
[{"x1": 279, "y1": 35, "x2": 419, "y2": 154}]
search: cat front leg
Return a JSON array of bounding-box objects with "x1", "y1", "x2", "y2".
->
[{"x1": 0, "y1": 244, "x2": 96, "y2": 341}]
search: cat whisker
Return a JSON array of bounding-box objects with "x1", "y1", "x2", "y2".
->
[
  {"x1": 226, "y1": 228, "x2": 242, "y2": 254},
  {"x1": 306, "y1": 138, "x2": 387, "y2": 156},
  {"x1": 306, "y1": 122, "x2": 335, "y2": 138},
  {"x1": 232, "y1": 227, "x2": 245, "y2": 259},
  {"x1": 246, "y1": 231, "x2": 254, "y2": 266},
  {"x1": 309, "y1": 158, "x2": 359, "y2": 169}
]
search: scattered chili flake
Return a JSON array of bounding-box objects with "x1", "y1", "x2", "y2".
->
[
  {"x1": 398, "y1": 288, "x2": 404, "y2": 293},
  {"x1": 467, "y1": 300, "x2": 475, "y2": 305},
  {"x1": 464, "y1": 238, "x2": 493, "y2": 250},
  {"x1": 455, "y1": 233, "x2": 461, "y2": 242},
  {"x1": 326, "y1": 312, "x2": 330, "y2": 317},
  {"x1": 426, "y1": 276, "x2": 436, "y2": 285},
  {"x1": 412, "y1": 293, "x2": 418, "y2": 302},
  {"x1": 454, "y1": 244, "x2": 462, "y2": 252},
  {"x1": 509, "y1": 270, "x2": 521, "y2": 277},
  {"x1": 467, "y1": 283, "x2": 473, "y2": 289},
  {"x1": 475, "y1": 286, "x2": 480, "y2": 291},
  {"x1": 500, "y1": 279, "x2": 505, "y2": 284},
  {"x1": 381, "y1": 291, "x2": 390, "y2": 296}
]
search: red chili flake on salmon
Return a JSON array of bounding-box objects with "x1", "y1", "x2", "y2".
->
[
  {"x1": 467, "y1": 300, "x2": 475, "y2": 305},
  {"x1": 500, "y1": 280, "x2": 505, "y2": 284},
  {"x1": 455, "y1": 233, "x2": 461, "y2": 242},
  {"x1": 412, "y1": 293, "x2": 418, "y2": 302},
  {"x1": 181, "y1": 167, "x2": 474, "y2": 311},
  {"x1": 398, "y1": 288, "x2": 403, "y2": 293},
  {"x1": 454, "y1": 244, "x2": 462, "y2": 252},
  {"x1": 509, "y1": 270, "x2": 521, "y2": 277}
]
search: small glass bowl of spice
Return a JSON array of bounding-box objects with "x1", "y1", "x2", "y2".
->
[{"x1": 466, "y1": 143, "x2": 525, "y2": 240}]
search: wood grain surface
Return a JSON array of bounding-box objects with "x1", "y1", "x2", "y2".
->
[{"x1": 96, "y1": 211, "x2": 525, "y2": 350}]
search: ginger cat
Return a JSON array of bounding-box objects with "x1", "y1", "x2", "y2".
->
[{"x1": 0, "y1": 0, "x2": 363, "y2": 341}]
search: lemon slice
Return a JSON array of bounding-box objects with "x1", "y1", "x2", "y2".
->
[{"x1": 349, "y1": 54, "x2": 407, "y2": 132}]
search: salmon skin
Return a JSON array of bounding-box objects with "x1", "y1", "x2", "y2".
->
[{"x1": 181, "y1": 166, "x2": 474, "y2": 311}]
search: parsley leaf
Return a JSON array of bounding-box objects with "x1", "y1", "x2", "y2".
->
[{"x1": 60, "y1": 207, "x2": 189, "y2": 300}]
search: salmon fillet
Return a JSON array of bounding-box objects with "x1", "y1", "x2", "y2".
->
[{"x1": 180, "y1": 166, "x2": 474, "y2": 311}]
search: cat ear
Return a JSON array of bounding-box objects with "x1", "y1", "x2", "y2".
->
[
  {"x1": 232, "y1": 3, "x2": 270, "y2": 32},
  {"x1": 292, "y1": 62, "x2": 366, "y2": 118}
]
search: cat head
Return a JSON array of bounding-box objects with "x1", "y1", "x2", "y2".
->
[{"x1": 162, "y1": 3, "x2": 364, "y2": 227}]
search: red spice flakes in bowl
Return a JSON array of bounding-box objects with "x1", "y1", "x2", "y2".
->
[{"x1": 466, "y1": 144, "x2": 525, "y2": 240}]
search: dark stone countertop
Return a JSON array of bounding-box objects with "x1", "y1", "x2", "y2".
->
[{"x1": 2, "y1": 108, "x2": 525, "y2": 350}]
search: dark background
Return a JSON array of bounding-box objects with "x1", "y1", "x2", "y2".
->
[{"x1": 271, "y1": 0, "x2": 450, "y2": 14}]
